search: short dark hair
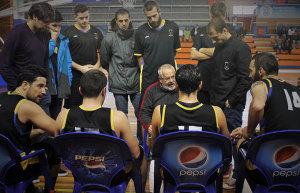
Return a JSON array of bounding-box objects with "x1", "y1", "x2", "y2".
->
[
  {"x1": 17, "y1": 65, "x2": 48, "y2": 87},
  {"x1": 112, "y1": 8, "x2": 133, "y2": 31},
  {"x1": 28, "y1": 2, "x2": 53, "y2": 21},
  {"x1": 143, "y1": 0, "x2": 160, "y2": 12},
  {"x1": 175, "y1": 64, "x2": 201, "y2": 95},
  {"x1": 51, "y1": 9, "x2": 63, "y2": 22},
  {"x1": 74, "y1": 4, "x2": 88, "y2": 15},
  {"x1": 252, "y1": 52, "x2": 279, "y2": 76},
  {"x1": 115, "y1": 8, "x2": 130, "y2": 19},
  {"x1": 80, "y1": 70, "x2": 107, "y2": 98},
  {"x1": 210, "y1": 2, "x2": 226, "y2": 19},
  {"x1": 208, "y1": 17, "x2": 227, "y2": 34}
]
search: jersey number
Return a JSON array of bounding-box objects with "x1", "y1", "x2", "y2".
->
[{"x1": 284, "y1": 89, "x2": 300, "y2": 110}]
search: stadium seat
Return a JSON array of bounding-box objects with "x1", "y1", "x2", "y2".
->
[
  {"x1": 0, "y1": 133, "x2": 54, "y2": 193},
  {"x1": 238, "y1": 130, "x2": 300, "y2": 193},
  {"x1": 53, "y1": 132, "x2": 142, "y2": 193},
  {"x1": 152, "y1": 131, "x2": 232, "y2": 193}
]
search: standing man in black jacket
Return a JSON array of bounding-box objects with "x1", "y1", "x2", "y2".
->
[
  {"x1": 100, "y1": 9, "x2": 141, "y2": 143},
  {"x1": 191, "y1": 1, "x2": 227, "y2": 104},
  {"x1": 208, "y1": 17, "x2": 252, "y2": 190}
]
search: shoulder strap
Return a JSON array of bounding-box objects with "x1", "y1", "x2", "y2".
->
[{"x1": 262, "y1": 78, "x2": 272, "y2": 99}]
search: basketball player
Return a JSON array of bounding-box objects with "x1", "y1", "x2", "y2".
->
[
  {"x1": 55, "y1": 70, "x2": 147, "y2": 191},
  {"x1": 232, "y1": 52, "x2": 300, "y2": 138},
  {"x1": 0, "y1": 65, "x2": 59, "y2": 191},
  {"x1": 231, "y1": 52, "x2": 300, "y2": 190}
]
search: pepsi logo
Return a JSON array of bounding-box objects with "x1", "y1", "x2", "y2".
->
[
  {"x1": 274, "y1": 145, "x2": 300, "y2": 169},
  {"x1": 178, "y1": 146, "x2": 208, "y2": 169},
  {"x1": 85, "y1": 160, "x2": 106, "y2": 174}
]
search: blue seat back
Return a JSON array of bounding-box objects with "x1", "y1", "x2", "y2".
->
[
  {"x1": 0, "y1": 134, "x2": 21, "y2": 181},
  {"x1": 0, "y1": 133, "x2": 54, "y2": 193},
  {"x1": 246, "y1": 130, "x2": 300, "y2": 189},
  {"x1": 152, "y1": 131, "x2": 232, "y2": 188},
  {"x1": 53, "y1": 132, "x2": 133, "y2": 188}
]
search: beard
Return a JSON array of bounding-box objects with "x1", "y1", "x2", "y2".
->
[
  {"x1": 26, "y1": 92, "x2": 43, "y2": 103},
  {"x1": 161, "y1": 82, "x2": 175, "y2": 91},
  {"x1": 253, "y1": 70, "x2": 261, "y2": 82},
  {"x1": 149, "y1": 16, "x2": 162, "y2": 29},
  {"x1": 117, "y1": 27, "x2": 134, "y2": 40},
  {"x1": 216, "y1": 38, "x2": 228, "y2": 46}
]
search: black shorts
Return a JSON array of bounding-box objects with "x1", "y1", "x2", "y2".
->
[
  {"x1": 111, "y1": 145, "x2": 144, "y2": 186},
  {"x1": 31, "y1": 134, "x2": 61, "y2": 166}
]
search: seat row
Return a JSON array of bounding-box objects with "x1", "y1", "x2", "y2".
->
[{"x1": 1, "y1": 130, "x2": 300, "y2": 193}]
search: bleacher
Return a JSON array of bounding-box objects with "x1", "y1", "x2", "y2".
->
[
  {"x1": 57, "y1": 0, "x2": 210, "y2": 30},
  {"x1": 245, "y1": 36, "x2": 300, "y2": 69},
  {"x1": 175, "y1": 35, "x2": 300, "y2": 70},
  {"x1": 176, "y1": 42, "x2": 197, "y2": 66}
]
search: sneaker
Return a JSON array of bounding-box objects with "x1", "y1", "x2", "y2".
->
[
  {"x1": 32, "y1": 178, "x2": 40, "y2": 183},
  {"x1": 223, "y1": 177, "x2": 236, "y2": 189},
  {"x1": 58, "y1": 168, "x2": 68, "y2": 177},
  {"x1": 223, "y1": 166, "x2": 232, "y2": 179}
]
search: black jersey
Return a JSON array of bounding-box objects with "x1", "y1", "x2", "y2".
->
[
  {"x1": 160, "y1": 101, "x2": 219, "y2": 135},
  {"x1": 63, "y1": 24, "x2": 103, "y2": 67},
  {"x1": 63, "y1": 25, "x2": 103, "y2": 107},
  {"x1": 261, "y1": 78, "x2": 300, "y2": 132},
  {"x1": 134, "y1": 20, "x2": 181, "y2": 93},
  {"x1": 62, "y1": 105, "x2": 116, "y2": 136},
  {"x1": 0, "y1": 92, "x2": 33, "y2": 153}
]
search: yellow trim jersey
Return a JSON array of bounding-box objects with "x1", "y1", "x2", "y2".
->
[
  {"x1": 160, "y1": 101, "x2": 219, "y2": 135},
  {"x1": 0, "y1": 92, "x2": 33, "y2": 153},
  {"x1": 62, "y1": 106, "x2": 116, "y2": 136},
  {"x1": 261, "y1": 78, "x2": 300, "y2": 132}
]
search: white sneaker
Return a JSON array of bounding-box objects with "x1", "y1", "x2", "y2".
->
[
  {"x1": 223, "y1": 167, "x2": 232, "y2": 179},
  {"x1": 58, "y1": 168, "x2": 68, "y2": 177},
  {"x1": 223, "y1": 177, "x2": 236, "y2": 189},
  {"x1": 32, "y1": 178, "x2": 40, "y2": 183}
]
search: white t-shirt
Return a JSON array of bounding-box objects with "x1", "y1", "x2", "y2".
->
[{"x1": 179, "y1": 29, "x2": 183, "y2": 36}]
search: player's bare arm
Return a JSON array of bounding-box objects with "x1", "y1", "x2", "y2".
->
[
  {"x1": 214, "y1": 106, "x2": 230, "y2": 138},
  {"x1": 55, "y1": 108, "x2": 69, "y2": 134},
  {"x1": 18, "y1": 100, "x2": 57, "y2": 136},
  {"x1": 151, "y1": 105, "x2": 161, "y2": 148},
  {"x1": 245, "y1": 81, "x2": 268, "y2": 138},
  {"x1": 114, "y1": 110, "x2": 140, "y2": 159}
]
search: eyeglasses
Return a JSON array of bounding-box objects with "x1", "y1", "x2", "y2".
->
[{"x1": 160, "y1": 75, "x2": 175, "y2": 81}]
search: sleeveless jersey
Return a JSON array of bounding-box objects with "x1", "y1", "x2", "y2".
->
[
  {"x1": 160, "y1": 101, "x2": 219, "y2": 135},
  {"x1": 62, "y1": 105, "x2": 117, "y2": 136},
  {"x1": 261, "y1": 78, "x2": 300, "y2": 132},
  {"x1": 0, "y1": 92, "x2": 33, "y2": 153}
]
